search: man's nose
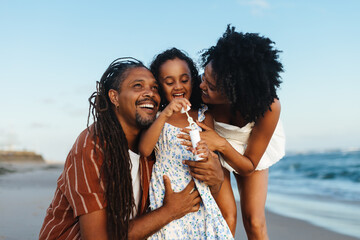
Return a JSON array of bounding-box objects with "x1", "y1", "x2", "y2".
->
[{"x1": 143, "y1": 86, "x2": 155, "y2": 97}]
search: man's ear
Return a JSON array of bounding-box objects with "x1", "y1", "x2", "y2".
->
[{"x1": 108, "y1": 89, "x2": 119, "y2": 107}]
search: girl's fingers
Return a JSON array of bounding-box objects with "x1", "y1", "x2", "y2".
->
[
  {"x1": 180, "y1": 128, "x2": 191, "y2": 134},
  {"x1": 181, "y1": 140, "x2": 192, "y2": 147},
  {"x1": 177, "y1": 133, "x2": 191, "y2": 141}
]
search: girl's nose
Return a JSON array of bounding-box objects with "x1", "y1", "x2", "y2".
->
[{"x1": 174, "y1": 81, "x2": 183, "y2": 90}]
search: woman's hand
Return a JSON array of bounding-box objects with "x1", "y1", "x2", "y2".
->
[
  {"x1": 179, "y1": 121, "x2": 226, "y2": 152},
  {"x1": 161, "y1": 98, "x2": 191, "y2": 118},
  {"x1": 197, "y1": 121, "x2": 227, "y2": 152}
]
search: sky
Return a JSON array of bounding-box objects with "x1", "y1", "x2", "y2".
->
[{"x1": 1, "y1": 0, "x2": 359, "y2": 163}]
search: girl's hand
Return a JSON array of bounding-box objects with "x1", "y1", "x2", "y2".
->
[
  {"x1": 161, "y1": 98, "x2": 191, "y2": 118},
  {"x1": 177, "y1": 127, "x2": 192, "y2": 150}
]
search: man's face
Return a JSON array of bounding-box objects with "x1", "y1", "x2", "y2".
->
[{"x1": 116, "y1": 67, "x2": 160, "y2": 129}]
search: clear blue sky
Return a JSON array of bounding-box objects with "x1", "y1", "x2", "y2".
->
[{"x1": 1, "y1": 0, "x2": 359, "y2": 162}]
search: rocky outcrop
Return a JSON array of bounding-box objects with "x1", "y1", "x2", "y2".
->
[{"x1": 0, "y1": 150, "x2": 45, "y2": 163}]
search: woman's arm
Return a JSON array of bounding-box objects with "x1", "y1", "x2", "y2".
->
[{"x1": 196, "y1": 100, "x2": 281, "y2": 175}]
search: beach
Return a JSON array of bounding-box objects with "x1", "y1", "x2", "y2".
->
[
  {"x1": 1, "y1": 161, "x2": 359, "y2": 240},
  {"x1": 235, "y1": 205, "x2": 359, "y2": 240}
]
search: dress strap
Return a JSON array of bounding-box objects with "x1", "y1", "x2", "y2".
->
[{"x1": 197, "y1": 104, "x2": 208, "y2": 122}]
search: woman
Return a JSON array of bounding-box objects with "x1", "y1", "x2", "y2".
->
[{"x1": 181, "y1": 25, "x2": 285, "y2": 239}]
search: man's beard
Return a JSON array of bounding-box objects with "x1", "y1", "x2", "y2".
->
[{"x1": 135, "y1": 111, "x2": 156, "y2": 129}]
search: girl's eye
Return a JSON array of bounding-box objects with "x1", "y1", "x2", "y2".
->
[
  {"x1": 165, "y1": 82, "x2": 173, "y2": 86},
  {"x1": 182, "y1": 79, "x2": 189, "y2": 83}
]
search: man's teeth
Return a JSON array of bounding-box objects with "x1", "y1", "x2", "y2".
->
[
  {"x1": 174, "y1": 93, "x2": 184, "y2": 96},
  {"x1": 139, "y1": 104, "x2": 154, "y2": 109}
]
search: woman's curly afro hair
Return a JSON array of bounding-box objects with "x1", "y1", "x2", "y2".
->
[
  {"x1": 150, "y1": 47, "x2": 202, "y2": 111},
  {"x1": 201, "y1": 25, "x2": 283, "y2": 123}
]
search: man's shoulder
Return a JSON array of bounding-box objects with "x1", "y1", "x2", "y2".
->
[{"x1": 67, "y1": 125, "x2": 99, "y2": 157}]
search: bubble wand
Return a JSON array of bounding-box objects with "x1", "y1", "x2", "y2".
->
[{"x1": 181, "y1": 106, "x2": 202, "y2": 160}]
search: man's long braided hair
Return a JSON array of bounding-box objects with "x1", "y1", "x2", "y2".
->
[{"x1": 87, "y1": 58, "x2": 145, "y2": 240}]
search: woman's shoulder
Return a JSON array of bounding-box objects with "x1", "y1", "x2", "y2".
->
[{"x1": 270, "y1": 98, "x2": 281, "y2": 113}]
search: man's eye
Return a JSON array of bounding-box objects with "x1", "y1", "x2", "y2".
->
[
  {"x1": 134, "y1": 83, "x2": 142, "y2": 88},
  {"x1": 152, "y1": 86, "x2": 159, "y2": 91}
]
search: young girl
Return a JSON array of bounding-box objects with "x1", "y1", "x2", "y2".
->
[
  {"x1": 139, "y1": 48, "x2": 234, "y2": 239},
  {"x1": 180, "y1": 26, "x2": 285, "y2": 240}
]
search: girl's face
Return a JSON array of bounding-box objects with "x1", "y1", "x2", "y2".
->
[
  {"x1": 159, "y1": 58, "x2": 192, "y2": 102},
  {"x1": 200, "y1": 61, "x2": 229, "y2": 105}
]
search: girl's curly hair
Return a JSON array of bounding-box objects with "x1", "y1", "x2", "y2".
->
[
  {"x1": 150, "y1": 47, "x2": 202, "y2": 111},
  {"x1": 201, "y1": 25, "x2": 283, "y2": 122}
]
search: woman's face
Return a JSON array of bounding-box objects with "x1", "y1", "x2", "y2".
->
[
  {"x1": 158, "y1": 58, "x2": 192, "y2": 103},
  {"x1": 200, "y1": 62, "x2": 229, "y2": 105}
]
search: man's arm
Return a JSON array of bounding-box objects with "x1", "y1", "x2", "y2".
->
[
  {"x1": 78, "y1": 176, "x2": 200, "y2": 240},
  {"x1": 79, "y1": 209, "x2": 108, "y2": 240},
  {"x1": 183, "y1": 144, "x2": 224, "y2": 196},
  {"x1": 128, "y1": 175, "x2": 200, "y2": 239}
]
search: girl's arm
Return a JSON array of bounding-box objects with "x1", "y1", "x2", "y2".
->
[
  {"x1": 138, "y1": 112, "x2": 168, "y2": 157},
  {"x1": 138, "y1": 98, "x2": 191, "y2": 157},
  {"x1": 197, "y1": 99, "x2": 281, "y2": 175}
]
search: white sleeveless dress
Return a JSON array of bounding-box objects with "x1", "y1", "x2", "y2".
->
[
  {"x1": 148, "y1": 105, "x2": 233, "y2": 240},
  {"x1": 214, "y1": 120, "x2": 285, "y2": 172}
]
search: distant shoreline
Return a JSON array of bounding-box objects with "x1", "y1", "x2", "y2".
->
[{"x1": 0, "y1": 150, "x2": 44, "y2": 163}]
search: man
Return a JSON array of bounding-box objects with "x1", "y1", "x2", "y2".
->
[{"x1": 39, "y1": 58, "x2": 224, "y2": 240}]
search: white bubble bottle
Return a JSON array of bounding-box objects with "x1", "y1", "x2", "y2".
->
[{"x1": 182, "y1": 106, "x2": 202, "y2": 161}]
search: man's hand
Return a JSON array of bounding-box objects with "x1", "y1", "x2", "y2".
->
[
  {"x1": 182, "y1": 141, "x2": 224, "y2": 196},
  {"x1": 162, "y1": 175, "x2": 201, "y2": 220}
]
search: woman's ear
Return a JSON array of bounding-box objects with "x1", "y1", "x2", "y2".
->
[{"x1": 108, "y1": 89, "x2": 119, "y2": 107}]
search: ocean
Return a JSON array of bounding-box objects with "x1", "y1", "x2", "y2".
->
[{"x1": 231, "y1": 149, "x2": 360, "y2": 239}]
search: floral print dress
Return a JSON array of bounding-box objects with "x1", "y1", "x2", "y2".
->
[{"x1": 148, "y1": 105, "x2": 233, "y2": 240}]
